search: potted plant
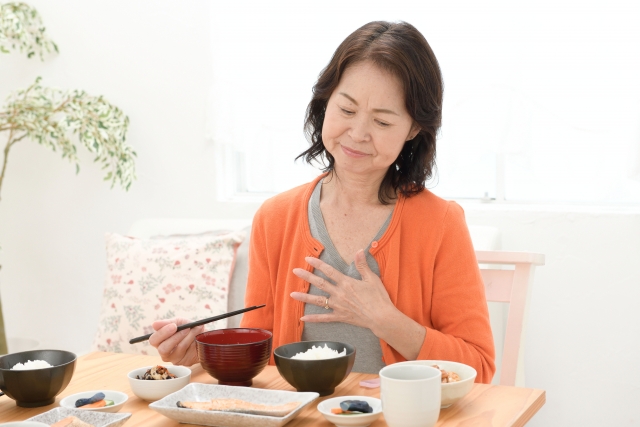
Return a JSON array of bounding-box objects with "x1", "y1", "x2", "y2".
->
[{"x1": 0, "y1": 2, "x2": 136, "y2": 354}]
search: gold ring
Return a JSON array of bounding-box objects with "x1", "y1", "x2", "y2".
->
[{"x1": 324, "y1": 297, "x2": 330, "y2": 310}]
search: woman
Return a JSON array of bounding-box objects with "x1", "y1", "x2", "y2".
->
[{"x1": 150, "y1": 21, "x2": 495, "y2": 383}]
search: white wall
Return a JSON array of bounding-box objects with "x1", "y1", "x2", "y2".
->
[
  {"x1": 0, "y1": 1, "x2": 639, "y2": 426},
  {"x1": 462, "y1": 204, "x2": 640, "y2": 426},
  {"x1": 0, "y1": 0, "x2": 261, "y2": 352}
]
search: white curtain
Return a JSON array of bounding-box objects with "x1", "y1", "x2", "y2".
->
[{"x1": 209, "y1": 0, "x2": 640, "y2": 204}]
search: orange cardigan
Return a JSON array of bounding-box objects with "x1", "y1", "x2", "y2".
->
[{"x1": 240, "y1": 175, "x2": 496, "y2": 383}]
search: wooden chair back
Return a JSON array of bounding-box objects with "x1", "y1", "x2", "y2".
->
[{"x1": 476, "y1": 250, "x2": 545, "y2": 387}]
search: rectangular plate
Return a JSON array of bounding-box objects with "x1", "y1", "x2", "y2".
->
[
  {"x1": 27, "y1": 407, "x2": 131, "y2": 427},
  {"x1": 149, "y1": 383, "x2": 319, "y2": 427}
]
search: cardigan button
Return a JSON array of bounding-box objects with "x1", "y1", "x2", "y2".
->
[{"x1": 371, "y1": 241, "x2": 379, "y2": 248}]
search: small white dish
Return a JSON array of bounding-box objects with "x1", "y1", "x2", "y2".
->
[
  {"x1": 127, "y1": 365, "x2": 191, "y2": 401},
  {"x1": 317, "y1": 396, "x2": 382, "y2": 427},
  {"x1": 149, "y1": 382, "x2": 319, "y2": 427},
  {"x1": 60, "y1": 390, "x2": 128, "y2": 413},
  {"x1": 27, "y1": 407, "x2": 131, "y2": 427}
]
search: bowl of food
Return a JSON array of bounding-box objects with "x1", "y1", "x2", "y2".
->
[
  {"x1": 395, "y1": 360, "x2": 477, "y2": 408},
  {"x1": 127, "y1": 365, "x2": 191, "y2": 402},
  {"x1": 0, "y1": 349, "x2": 76, "y2": 407},
  {"x1": 273, "y1": 341, "x2": 356, "y2": 396},
  {"x1": 317, "y1": 395, "x2": 382, "y2": 427},
  {"x1": 60, "y1": 390, "x2": 128, "y2": 413},
  {"x1": 195, "y1": 328, "x2": 272, "y2": 387}
]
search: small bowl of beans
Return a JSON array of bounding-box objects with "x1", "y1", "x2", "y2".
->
[{"x1": 127, "y1": 365, "x2": 191, "y2": 401}]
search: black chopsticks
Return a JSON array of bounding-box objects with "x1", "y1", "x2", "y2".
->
[{"x1": 129, "y1": 304, "x2": 266, "y2": 344}]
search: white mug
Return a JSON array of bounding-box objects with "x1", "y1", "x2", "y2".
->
[{"x1": 379, "y1": 364, "x2": 441, "y2": 427}]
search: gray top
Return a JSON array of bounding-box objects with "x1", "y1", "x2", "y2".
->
[{"x1": 302, "y1": 180, "x2": 393, "y2": 373}]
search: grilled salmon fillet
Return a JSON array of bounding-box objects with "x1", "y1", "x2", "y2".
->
[
  {"x1": 176, "y1": 398, "x2": 300, "y2": 417},
  {"x1": 50, "y1": 416, "x2": 95, "y2": 427}
]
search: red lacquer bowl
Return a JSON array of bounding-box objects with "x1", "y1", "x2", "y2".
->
[{"x1": 195, "y1": 328, "x2": 272, "y2": 387}]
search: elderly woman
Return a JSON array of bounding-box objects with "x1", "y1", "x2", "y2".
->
[{"x1": 150, "y1": 21, "x2": 495, "y2": 383}]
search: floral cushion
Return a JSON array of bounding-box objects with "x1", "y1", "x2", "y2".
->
[{"x1": 92, "y1": 229, "x2": 246, "y2": 355}]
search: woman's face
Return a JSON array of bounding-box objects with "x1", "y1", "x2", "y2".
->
[{"x1": 322, "y1": 61, "x2": 419, "y2": 181}]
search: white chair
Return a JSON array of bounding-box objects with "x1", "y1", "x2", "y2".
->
[{"x1": 476, "y1": 250, "x2": 545, "y2": 387}]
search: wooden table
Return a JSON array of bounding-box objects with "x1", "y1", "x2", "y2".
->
[{"x1": 0, "y1": 352, "x2": 545, "y2": 426}]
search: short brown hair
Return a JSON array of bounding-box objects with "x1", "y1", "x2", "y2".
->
[{"x1": 297, "y1": 21, "x2": 443, "y2": 204}]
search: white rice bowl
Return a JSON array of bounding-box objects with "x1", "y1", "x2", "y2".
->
[
  {"x1": 291, "y1": 344, "x2": 346, "y2": 360},
  {"x1": 11, "y1": 360, "x2": 53, "y2": 370}
]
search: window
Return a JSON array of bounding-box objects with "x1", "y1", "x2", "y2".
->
[{"x1": 209, "y1": 1, "x2": 640, "y2": 204}]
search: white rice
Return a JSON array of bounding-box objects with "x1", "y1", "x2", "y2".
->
[
  {"x1": 291, "y1": 344, "x2": 346, "y2": 360},
  {"x1": 11, "y1": 360, "x2": 53, "y2": 370}
]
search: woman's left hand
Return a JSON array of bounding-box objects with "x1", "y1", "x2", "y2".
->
[{"x1": 290, "y1": 249, "x2": 395, "y2": 329}]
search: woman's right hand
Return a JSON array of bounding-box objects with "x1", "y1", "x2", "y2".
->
[{"x1": 148, "y1": 318, "x2": 204, "y2": 366}]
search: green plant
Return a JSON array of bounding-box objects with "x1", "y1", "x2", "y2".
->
[
  {"x1": 0, "y1": 77, "x2": 136, "y2": 197},
  {"x1": 0, "y1": 2, "x2": 136, "y2": 354},
  {"x1": 1, "y1": 2, "x2": 57, "y2": 58}
]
